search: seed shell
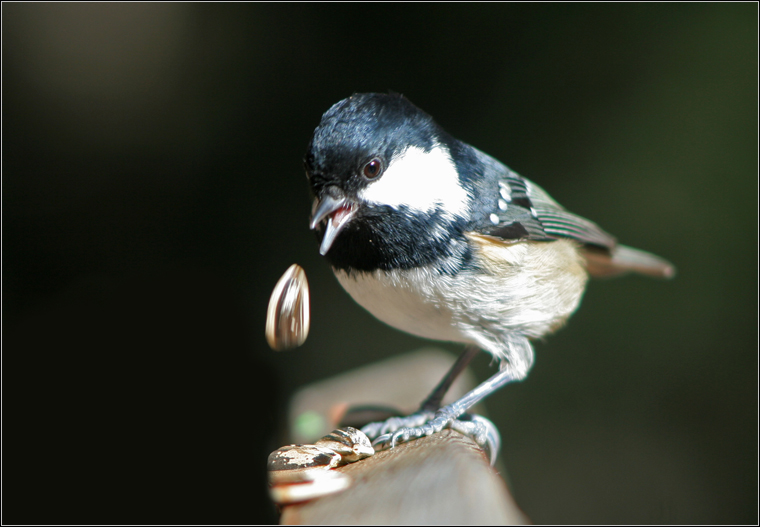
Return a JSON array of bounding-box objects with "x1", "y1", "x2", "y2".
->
[{"x1": 266, "y1": 264, "x2": 310, "y2": 351}]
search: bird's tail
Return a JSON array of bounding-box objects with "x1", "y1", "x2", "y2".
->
[{"x1": 582, "y1": 244, "x2": 676, "y2": 279}]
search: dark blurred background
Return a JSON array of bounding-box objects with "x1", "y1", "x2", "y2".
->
[{"x1": 2, "y1": 3, "x2": 756, "y2": 524}]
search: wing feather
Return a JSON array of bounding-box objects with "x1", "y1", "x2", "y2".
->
[
  {"x1": 481, "y1": 167, "x2": 617, "y2": 251},
  {"x1": 465, "y1": 147, "x2": 674, "y2": 279}
]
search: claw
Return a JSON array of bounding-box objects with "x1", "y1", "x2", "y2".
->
[
  {"x1": 371, "y1": 433, "x2": 393, "y2": 450},
  {"x1": 449, "y1": 414, "x2": 501, "y2": 465}
]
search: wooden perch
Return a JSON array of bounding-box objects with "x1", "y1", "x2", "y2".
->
[{"x1": 279, "y1": 429, "x2": 529, "y2": 525}]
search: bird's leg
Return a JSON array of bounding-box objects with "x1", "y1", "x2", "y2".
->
[
  {"x1": 419, "y1": 344, "x2": 480, "y2": 412},
  {"x1": 369, "y1": 365, "x2": 523, "y2": 462},
  {"x1": 361, "y1": 345, "x2": 480, "y2": 440}
]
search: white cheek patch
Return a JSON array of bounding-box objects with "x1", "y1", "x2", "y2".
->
[{"x1": 359, "y1": 144, "x2": 469, "y2": 219}]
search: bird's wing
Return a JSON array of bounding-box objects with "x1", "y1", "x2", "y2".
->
[
  {"x1": 479, "y1": 168, "x2": 617, "y2": 251},
  {"x1": 471, "y1": 161, "x2": 674, "y2": 279}
]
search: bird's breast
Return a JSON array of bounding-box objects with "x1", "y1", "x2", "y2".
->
[
  {"x1": 332, "y1": 237, "x2": 589, "y2": 358},
  {"x1": 334, "y1": 266, "x2": 465, "y2": 343}
]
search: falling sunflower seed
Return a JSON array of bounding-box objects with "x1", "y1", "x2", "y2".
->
[{"x1": 266, "y1": 264, "x2": 310, "y2": 351}]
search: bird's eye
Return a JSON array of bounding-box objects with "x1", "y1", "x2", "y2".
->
[{"x1": 362, "y1": 158, "x2": 383, "y2": 179}]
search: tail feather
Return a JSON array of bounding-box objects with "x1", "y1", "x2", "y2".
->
[{"x1": 582, "y1": 244, "x2": 676, "y2": 279}]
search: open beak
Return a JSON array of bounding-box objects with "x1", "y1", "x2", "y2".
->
[{"x1": 310, "y1": 194, "x2": 357, "y2": 255}]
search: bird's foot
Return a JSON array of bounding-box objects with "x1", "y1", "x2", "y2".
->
[
  {"x1": 360, "y1": 411, "x2": 436, "y2": 440},
  {"x1": 448, "y1": 413, "x2": 501, "y2": 465},
  {"x1": 369, "y1": 407, "x2": 456, "y2": 449},
  {"x1": 362, "y1": 408, "x2": 501, "y2": 465}
]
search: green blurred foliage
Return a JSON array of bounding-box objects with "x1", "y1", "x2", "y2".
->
[{"x1": 3, "y1": 3, "x2": 756, "y2": 524}]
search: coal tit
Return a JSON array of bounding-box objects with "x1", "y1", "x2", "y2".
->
[{"x1": 305, "y1": 93, "x2": 675, "y2": 450}]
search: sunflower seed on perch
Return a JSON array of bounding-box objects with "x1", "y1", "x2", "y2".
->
[{"x1": 267, "y1": 427, "x2": 374, "y2": 505}]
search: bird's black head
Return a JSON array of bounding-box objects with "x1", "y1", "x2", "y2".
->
[
  {"x1": 305, "y1": 93, "x2": 439, "y2": 196},
  {"x1": 304, "y1": 93, "x2": 474, "y2": 274}
]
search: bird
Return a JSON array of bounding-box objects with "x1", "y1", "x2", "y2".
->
[{"x1": 304, "y1": 92, "x2": 675, "y2": 452}]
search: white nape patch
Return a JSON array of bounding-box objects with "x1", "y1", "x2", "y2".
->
[
  {"x1": 359, "y1": 144, "x2": 469, "y2": 219},
  {"x1": 489, "y1": 213, "x2": 500, "y2": 225}
]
